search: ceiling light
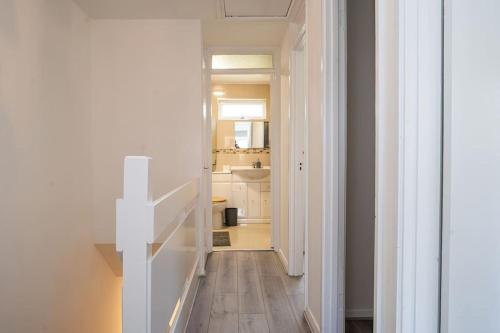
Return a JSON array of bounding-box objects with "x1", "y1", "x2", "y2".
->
[{"x1": 213, "y1": 90, "x2": 225, "y2": 97}]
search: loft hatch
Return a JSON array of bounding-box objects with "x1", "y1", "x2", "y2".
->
[{"x1": 221, "y1": 0, "x2": 293, "y2": 18}]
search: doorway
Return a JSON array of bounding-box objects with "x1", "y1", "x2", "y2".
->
[{"x1": 203, "y1": 51, "x2": 280, "y2": 252}]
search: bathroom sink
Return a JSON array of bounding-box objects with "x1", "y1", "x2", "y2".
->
[{"x1": 231, "y1": 166, "x2": 270, "y2": 180}]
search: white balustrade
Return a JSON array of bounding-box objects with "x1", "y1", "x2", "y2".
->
[{"x1": 116, "y1": 156, "x2": 204, "y2": 333}]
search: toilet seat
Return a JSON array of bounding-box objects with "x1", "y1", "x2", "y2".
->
[{"x1": 212, "y1": 196, "x2": 226, "y2": 203}]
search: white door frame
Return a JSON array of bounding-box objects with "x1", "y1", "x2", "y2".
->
[
  {"x1": 321, "y1": 0, "x2": 443, "y2": 332},
  {"x1": 202, "y1": 53, "x2": 214, "y2": 256},
  {"x1": 288, "y1": 28, "x2": 307, "y2": 276},
  {"x1": 203, "y1": 47, "x2": 282, "y2": 252},
  {"x1": 321, "y1": 0, "x2": 347, "y2": 331}
]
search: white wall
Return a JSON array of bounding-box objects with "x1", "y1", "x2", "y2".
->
[
  {"x1": 345, "y1": 0, "x2": 375, "y2": 317},
  {"x1": 442, "y1": 0, "x2": 500, "y2": 331},
  {"x1": 0, "y1": 1, "x2": 121, "y2": 331},
  {"x1": 90, "y1": 19, "x2": 203, "y2": 243},
  {"x1": 306, "y1": 0, "x2": 324, "y2": 324}
]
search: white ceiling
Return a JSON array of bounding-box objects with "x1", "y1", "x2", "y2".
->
[
  {"x1": 73, "y1": 0, "x2": 219, "y2": 19},
  {"x1": 73, "y1": 0, "x2": 291, "y2": 47},
  {"x1": 223, "y1": 0, "x2": 293, "y2": 18}
]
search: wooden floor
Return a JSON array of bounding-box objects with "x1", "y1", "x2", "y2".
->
[
  {"x1": 345, "y1": 319, "x2": 373, "y2": 333},
  {"x1": 186, "y1": 251, "x2": 311, "y2": 333}
]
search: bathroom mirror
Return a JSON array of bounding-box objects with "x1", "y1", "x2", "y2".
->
[{"x1": 233, "y1": 121, "x2": 269, "y2": 149}]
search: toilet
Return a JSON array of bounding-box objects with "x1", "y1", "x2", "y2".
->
[{"x1": 212, "y1": 196, "x2": 227, "y2": 230}]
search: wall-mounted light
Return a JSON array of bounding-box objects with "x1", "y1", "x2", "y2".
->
[{"x1": 213, "y1": 90, "x2": 225, "y2": 97}]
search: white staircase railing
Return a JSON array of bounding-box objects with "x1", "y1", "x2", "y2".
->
[{"x1": 116, "y1": 156, "x2": 204, "y2": 333}]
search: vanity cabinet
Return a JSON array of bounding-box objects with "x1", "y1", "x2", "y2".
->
[
  {"x1": 212, "y1": 172, "x2": 271, "y2": 222},
  {"x1": 261, "y1": 191, "x2": 271, "y2": 218},
  {"x1": 231, "y1": 183, "x2": 248, "y2": 217},
  {"x1": 247, "y1": 183, "x2": 261, "y2": 217}
]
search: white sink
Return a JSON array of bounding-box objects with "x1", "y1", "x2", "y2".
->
[
  {"x1": 231, "y1": 166, "x2": 270, "y2": 180},
  {"x1": 231, "y1": 166, "x2": 270, "y2": 171}
]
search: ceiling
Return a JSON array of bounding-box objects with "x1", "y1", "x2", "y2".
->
[
  {"x1": 73, "y1": 0, "x2": 219, "y2": 19},
  {"x1": 223, "y1": 0, "x2": 293, "y2": 18},
  {"x1": 73, "y1": 0, "x2": 293, "y2": 46}
]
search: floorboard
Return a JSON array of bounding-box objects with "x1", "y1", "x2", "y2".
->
[
  {"x1": 186, "y1": 272, "x2": 217, "y2": 333},
  {"x1": 237, "y1": 252, "x2": 265, "y2": 314},
  {"x1": 187, "y1": 251, "x2": 311, "y2": 333},
  {"x1": 345, "y1": 319, "x2": 373, "y2": 333},
  {"x1": 215, "y1": 252, "x2": 237, "y2": 294},
  {"x1": 239, "y1": 314, "x2": 270, "y2": 333},
  {"x1": 208, "y1": 294, "x2": 239, "y2": 333}
]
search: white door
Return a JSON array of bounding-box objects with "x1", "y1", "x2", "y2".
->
[
  {"x1": 289, "y1": 34, "x2": 307, "y2": 276},
  {"x1": 442, "y1": 1, "x2": 500, "y2": 331}
]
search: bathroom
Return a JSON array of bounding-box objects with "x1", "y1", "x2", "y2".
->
[{"x1": 210, "y1": 77, "x2": 272, "y2": 250}]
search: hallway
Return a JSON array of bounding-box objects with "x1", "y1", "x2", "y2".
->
[{"x1": 186, "y1": 251, "x2": 310, "y2": 333}]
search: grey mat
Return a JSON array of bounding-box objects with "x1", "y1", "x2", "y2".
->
[{"x1": 213, "y1": 231, "x2": 231, "y2": 247}]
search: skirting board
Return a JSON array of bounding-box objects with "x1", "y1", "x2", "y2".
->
[
  {"x1": 304, "y1": 306, "x2": 320, "y2": 333},
  {"x1": 277, "y1": 248, "x2": 289, "y2": 273},
  {"x1": 346, "y1": 308, "x2": 373, "y2": 319},
  {"x1": 171, "y1": 257, "x2": 200, "y2": 333}
]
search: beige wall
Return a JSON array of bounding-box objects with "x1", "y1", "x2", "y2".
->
[
  {"x1": 0, "y1": 1, "x2": 121, "y2": 331},
  {"x1": 91, "y1": 19, "x2": 203, "y2": 243},
  {"x1": 306, "y1": 0, "x2": 324, "y2": 323},
  {"x1": 346, "y1": 0, "x2": 375, "y2": 316},
  {"x1": 211, "y1": 84, "x2": 271, "y2": 171}
]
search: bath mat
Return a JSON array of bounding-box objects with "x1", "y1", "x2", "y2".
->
[{"x1": 213, "y1": 231, "x2": 231, "y2": 247}]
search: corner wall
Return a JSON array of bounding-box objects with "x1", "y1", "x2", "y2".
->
[{"x1": 0, "y1": 1, "x2": 121, "y2": 331}]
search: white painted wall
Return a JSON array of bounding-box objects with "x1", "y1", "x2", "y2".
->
[
  {"x1": 306, "y1": 0, "x2": 324, "y2": 325},
  {"x1": 442, "y1": 0, "x2": 500, "y2": 331},
  {"x1": 90, "y1": 19, "x2": 203, "y2": 243},
  {"x1": 345, "y1": 0, "x2": 375, "y2": 318},
  {"x1": 0, "y1": 1, "x2": 121, "y2": 331}
]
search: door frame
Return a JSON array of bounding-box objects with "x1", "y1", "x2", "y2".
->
[
  {"x1": 321, "y1": 0, "x2": 443, "y2": 331},
  {"x1": 203, "y1": 47, "x2": 282, "y2": 252},
  {"x1": 288, "y1": 27, "x2": 308, "y2": 277},
  {"x1": 321, "y1": 0, "x2": 347, "y2": 331}
]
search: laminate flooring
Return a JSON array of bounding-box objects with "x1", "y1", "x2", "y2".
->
[
  {"x1": 345, "y1": 319, "x2": 373, "y2": 333},
  {"x1": 186, "y1": 251, "x2": 311, "y2": 333}
]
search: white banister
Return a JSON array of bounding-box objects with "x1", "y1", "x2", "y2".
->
[{"x1": 116, "y1": 156, "x2": 203, "y2": 333}]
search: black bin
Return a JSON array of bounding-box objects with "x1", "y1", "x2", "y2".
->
[{"x1": 225, "y1": 208, "x2": 238, "y2": 226}]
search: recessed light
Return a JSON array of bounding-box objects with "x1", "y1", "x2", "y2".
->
[{"x1": 213, "y1": 91, "x2": 225, "y2": 96}]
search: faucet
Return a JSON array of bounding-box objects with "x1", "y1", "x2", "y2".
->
[{"x1": 253, "y1": 159, "x2": 262, "y2": 169}]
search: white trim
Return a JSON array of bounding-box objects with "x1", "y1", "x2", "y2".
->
[
  {"x1": 304, "y1": 306, "x2": 321, "y2": 333},
  {"x1": 346, "y1": 308, "x2": 374, "y2": 319},
  {"x1": 203, "y1": 52, "x2": 214, "y2": 255},
  {"x1": 277, "y1": 248, "x2": 289, "y2": 272},
  {"x1": 374, "y1": 0, "x2": 443, "y2": 332},
  {"x1": 288, "y1": 29, "x2": 307, "y2": 277},
  {"x1": 321, "y1": 0, "x2": 347, "y2": 332}
]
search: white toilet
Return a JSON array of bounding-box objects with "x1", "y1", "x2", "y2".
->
[{"x1": 212, "y1": 196, "x2": 227, "y2": 230}]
